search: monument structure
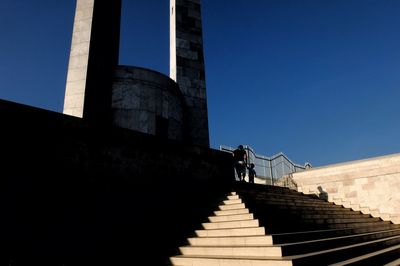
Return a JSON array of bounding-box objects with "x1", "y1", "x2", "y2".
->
[{"x1": 63, "y1": 0, "x2": 210, "y2": 147}]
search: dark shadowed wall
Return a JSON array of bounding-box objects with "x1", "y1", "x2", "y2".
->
[{"x1": 0, "y1": 99, "x2": 234, "y2": 265}]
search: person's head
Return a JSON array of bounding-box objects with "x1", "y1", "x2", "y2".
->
[
  {"x1": 250, "y1": 163, "x2": 255, "y2": 168},
  {"x1": 238, "y1": 145, "x2": 243, "y2": 150}
]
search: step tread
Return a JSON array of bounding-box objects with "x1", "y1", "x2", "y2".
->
[
  {"x1": 196, "y1": 226, "x2": 265, "y2": 237},
  {"x1": 384, "y1": 257, "x2": 400, "y2": 266},
  {"x1": 278, "y1": 228, "x2": 400, "y2": 247},
  {"x1": 187, "y1": 235, "x2": 273, "y2": 246},
  {"x1": 285, "y1": 235, "x2": 400, "y2": 260},
  {"x1": 329, "y1": 243, "x2": 400, "y2": 266},
  {"x1": 179, "y1": 245, "x2": 282, "y2": 256},
  {"x1": 202, "y1": 219, "x2": 259, "y2": 229},
  {"x1": 169, "y1": 255, "x2": 293, "y2": 266},
  {"x1": 213, "y1": 209, "x2": 250, "y2": 216},
  {"x1": 208, "y1": 213, "x2": 254, "y2": 222},
  {"x1": 171, "y1": 254, "x2": 289, "y2": 260},
  {"x1": 197, "y1": 226, "x2": 263, "y2": 231}
]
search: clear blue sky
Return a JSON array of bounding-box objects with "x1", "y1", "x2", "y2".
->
[{"x1": 1, "y1": 0, "x2": 400, "y2": 167}]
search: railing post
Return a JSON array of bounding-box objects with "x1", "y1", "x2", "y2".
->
[{"x1": 270, "y1": 159, "x2": 274, "y2": 186}]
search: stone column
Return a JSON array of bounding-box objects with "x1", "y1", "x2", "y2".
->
[
  {"x1": 170, "y1": 0, "x2": 210, "y2": 147},
  {"x1": 63, "y1": 0, "x2": 121, "y2": 125}
]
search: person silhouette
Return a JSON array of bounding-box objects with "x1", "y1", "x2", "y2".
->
[
  {"x1": 247, "y1": 163, "x2": 256, "y2": 184},
  {"x1": 318, "y1": 186, "x2": 328, "y2": 200},
  {"x1": 233, "y1": 145, "x2": 247, "y2": 181}
]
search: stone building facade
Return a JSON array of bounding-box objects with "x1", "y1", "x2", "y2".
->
[{"x1": 63, "y1": 0, "x2": 209, "y2": 146}]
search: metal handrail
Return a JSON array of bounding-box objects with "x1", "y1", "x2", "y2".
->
[{"x1": 220, "y1": 145, "x2": 311, "y2": 186}]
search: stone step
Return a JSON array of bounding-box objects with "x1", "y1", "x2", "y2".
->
[
  {"x1": 202, "y1": 219, "x2": 259, "y2": 230},
  {"x1": 234, "y1": 183, "x2": 296, "y2": 193},
  {"x1": 222, "y1": 198, "x2": 242, "y2": 205},
  {"x1": 265, "y1": 220, "x2": 397, "y2": 235},
  {"x1": 254, "y1": 211, "x2": 372, "y2": 223},
  {"x1": 241, "y1": 192, "x2": 323, "y2": 202},
  {"x1": 251, "y1": 205, "x2": 353, "y2": 215},
  {"x1": 208, "y1": 213, "x2": 253, "y2": 222},
  {"x1": 319, "y1": 221, "x2": 391, "y2": 230},
  {"x1": 195, "y1": 227, "x2": 265, "y2": 237},
  {"x1": 170, "y1": 187, "x2": 400, "y2": 265},
  {"x1": 227, "y1": 195, "x2": 239, "y2": 200},
  {"x1": 298, "y1": 213, "x2": 371, "y2": 219},
  {"x1": 213, "y1": 208, "x2": 250, "y2": 216},
  {"x1": 264, "y1": 210, "x2": 370, "y2": 219},
  {"x1": 247, "y1": 200, "x2": 343, "y2": 209},
  {"x1": 238, "y1": 190, "x2": 316, "y2": 199},
  {"x1": 272, "y1": 224, "x2": 400, "y2": 244},
  {"x1": 289, "y1": 235, "x2": 400, "y2": 265},
  {"x1": 299, "y1": 217, "x2": 381, "y2": 225},
  {"x1": 385, "y1": 257, "x2": 400, "y2": 266},
  {"x1": 170, "y1": 255, "x2": 292, "y2": 266},
  {"x1": 179, "y1": 245, "x2": 282, "y2": 257},
  {"x1": 280, "y1": 228, "x2": 400, "y2": 256},
  {"x1": 247, "y1": 197, "x2": 337, "y2": 206},
  {"x1": 273, "y1": 220, "x2": 391, "y2": 232},
  {"x1": 218, "y1": 203, "x2": 245, "y2": 211},
  {"x1": 253, "y1": 206, "x2": 370, "y2": 219},
  {"x1": 187, "y1": 235, "x2": 273, "y2": 246},
  {"x1": 330, "y1": 243, "x2": 400, "y2": 265},
  {"x1": 263, "y1": 204, "x2": 350, "y2": 212}
]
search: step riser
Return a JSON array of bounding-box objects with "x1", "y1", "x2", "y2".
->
[
  {"x1": 323, "y1": 221, "x2": 390, "y2": 230},
  {"x1": 293, "y1": 236, "x2": 400, "y2": 265},
  {"x1": 299, "y1": 214, "x2": 370, "y2": 219},
  {"x1": 227, "y1": 195, "x2": 239, "y2": 200},
  {"x1": 195, "y1": 227, "x2": 265, "y2": 237},
  {"x1": 170, "y1": 257, "x2": 293, "y2": 266},
  {"x1": 282, "y1": 229, "x2": 400, "y2": 256},
  {"x1": 222, "y1": 199, "x2": 242, "y2": 205},
  {"x1": 208, "y1": 213, "x2": 253, "y2": 222},
  {"x1": 335, "y1": 244, "x2": 400, "y2": 266},
  {"x1": 187, "y1": 235, "x2": 273, "y2": 246},
  {"x1": 213, "y1": 209, "x2": 249, "y2": 216},
  {"x1": 202, "y1": 219, "x2": 259, "y2": 229},
  {"x1": 249, "y1": 199, "x2": 338, "y2": 206},
  {"x1": 179, "y1": 246, "x2": 282, "y2": 257},
  {"x1": 247, "y1": 195, "x2": 326, "y2": 202},
  {"x1": 299, "y1": 217, "x2": 381, "y2": 224},
  {"x1": 266, "y1": 221, "x2": 391, "y2": 231},
  {"x1": 249, "y1": 202, "x2": 344, "y2": 209},
  {"x1": 272, "y1": 225, "x2": 400, "y2": 244},
  {"x1": 218, "y1": 203, "x2": 245, "y2": 210},
  {"x1": 257, "y1": 215, "x2": 378, "y2": 224},
  {"x1": 251, "y1": 205, "x2": 355, "y2": 212}
]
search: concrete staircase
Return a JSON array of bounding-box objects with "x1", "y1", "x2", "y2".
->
[{"x1": 169, "y1": 183, "x2": 400, "y2": 265}]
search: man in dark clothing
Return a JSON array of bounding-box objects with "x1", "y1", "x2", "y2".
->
[{"x1": 233, "y1": 145, "x2": 247, "y2": 181}]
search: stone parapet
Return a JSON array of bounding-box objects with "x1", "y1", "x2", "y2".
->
[{"x1": 293, "y1": 154, "x2": 400, "y2": 224}]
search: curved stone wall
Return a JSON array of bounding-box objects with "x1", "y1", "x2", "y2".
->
[{"x1": 112, "y1": 66, "x2": 185, "y2": 141}]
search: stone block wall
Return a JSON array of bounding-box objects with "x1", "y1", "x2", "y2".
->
[
  {"x1": 170, "y1": 0, "x2": 210, "y2": 147},
  {"x1": 292, "y1": 154, "x2": 400, "y2": 224},
  {"x1": 112, "y1": 66, "x2": 185, "y2": 141}
]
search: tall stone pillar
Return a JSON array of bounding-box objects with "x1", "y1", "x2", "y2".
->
[
  {"x1": 170, "y1": 0, "x2": 210, "y2": 147},
  {"x1": 63, "y1": 0, "x2": 121, "y2": 125}
]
